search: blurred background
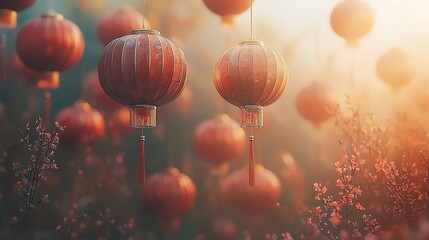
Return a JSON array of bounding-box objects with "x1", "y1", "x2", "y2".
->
[{"x1": 0, "y1": 0, "x2": 429, "y2": 239}]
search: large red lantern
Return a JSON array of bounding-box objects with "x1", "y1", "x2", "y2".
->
[
  {"x1": 97, "y1": 5, "x2": 150, "y2": 46},
  {"x1": 295, "y1": 81, "x2": 338, "y2": 129},
  {"x1": 225, "y1": 164, "x2": 281, "y2": 215},
  {"x1": 214, "y1": 40, "x2": 288, "y2": 185},
  {"x1": 376, "y1": 47, "x2": 416, "y2": 91},
  {"x1": 330, "y1": 0, "x2": 374, "y2": 47},
  {"x1": 16, "y1": 11, "x2": 85, "y2": 129},
  {"x1": 81, "y1": 70, "x2": 123, "y2": 111},
  {"x1": 55, "y1": 101, "x2": 106, "y2": 149},
  {"x1": 202, "y1": 0, "x2": 252, "y2": 27},
  {"x1": 193, "y1": 114, "x2": 245, "y2": 175},
  {"x1": 98, "y1": 29, "x2": 187, "y2": 184},
  {"x1": 141, "y1": 168, "x2": 196, "y2": 231},
  {"x1": 0, "y1": 0, "x2": 35, "y2": 28}
]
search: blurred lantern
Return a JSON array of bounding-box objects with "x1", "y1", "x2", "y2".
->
[
  {"x1": 0, "y1": 0, "x2": 35, "y2": 29},
  {"x1": 376, "y1": 47, "x2": 416, "y2": 91},
  {"x1": 107, "y1": 107, "x2": 131, "y2": 143},
  {"x1": 295, "y1": 81, "x2": 338, "y2": 129},
  {"x1": 330, "y1": 0, "x2": 374, "y2": 47},
  {"x1": 16, "y1": 11, "x2": 85, "y2": 129},
  {"x1": 81, "y1": 70, "x2": 123, "y2": 111},
  {"x1": 193, "y1": 114, "x2": 245, "y2": 175},
  {"x1": 225, "y1": 164, "x2": 281, "y2": 215},
  {"x1": 97, "y1": 5, "x2": 150, "y2": 46},
  {"x1": 212, "y1": 218, "x2": 237, "y2": 240},
  {"x1": 214, "y1": 40, "x2": 288, "y2": 186},
  {"x1": 202, "y1": 0, "x2": 252, "y2": 27},
  {"x1": 163, "y1": 86, "x2": 193, "y2": 117},
  {"x1": 141, "y1": 168, "x2": 196, "y2": 231},
  {"x1": 55, "y1": 101, "x2": 106, "y2": 149},
  {"x1": 98, "y1": 29, "x2": 187, "y2": 185},
  {"x1": 78, "y1": 0, "x2": 105, "y2": 15}
]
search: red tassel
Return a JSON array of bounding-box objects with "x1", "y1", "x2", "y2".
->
[
  {"x1": 139, "y1": 135, "x2": 146, "y2": 185},
  {"x1": 43, "y1": 91, "x2": 51, "y2": 130},
  {"x1": 249, "y1": 135, "x2": 255, "y2": 186}
]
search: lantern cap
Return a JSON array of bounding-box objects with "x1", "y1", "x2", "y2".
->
[
  {"x1": 239, "y1": 40, "x2": 264, "y2": 46},
  {"x1": 131, "y1": 29, "x2": 160, "y2": 35},
  {"x1": 41, "y1": 11, "x2": 64, "y2": 20}
]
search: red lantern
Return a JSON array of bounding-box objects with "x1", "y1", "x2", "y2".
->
[
  {"x1": 16, "y1": 12, "x2": 85, "y2": 73},
  {"x1": 225, "y1": 164, "x2": 281, "y2": 214},
  {"x1": 55, "y1": 101, "x2": 106, "y2": 149},
  {"x1": 193, "y1": 114, "x2": 245, "y2": 175},
  {"x1": 98, "y1": 29, "x2": 187, "y2": 184},
  {"x1": 214, "y1": 40, "x2": 288, "y2": 185},
  {"x1": 141, "y1": 168, "x2": 196, "y2": 231},
  {"x1": 330, "y1": 0, "x2": 374, "y2": 47},
  {"x1": 0, "y1": 0, "x2": 35, "y2": 28},
  {"x1": 97, "y1": 5, "x2": 150, "y2": 46},
  {"x1": 202, "y1": 0, "x2": 252, "y2": 27},
  {"x1": 16, "y1": 11, "x2": 85, "y2": 129},
  {"x1": 212, "y1": 218, "x2": 237, "y2": 240},
  {"x1": 12, "y1": 53, "x2": 60, "y2": 88},
  {"x1": 376, "y1": 47, "x2": 416, "y2": 91},
  {"x1": 81, "y1": 70, "x2": 123, "y2": 111},
  {"x1": 295, "y1": 81, "x2": 338, "y2": 129}
]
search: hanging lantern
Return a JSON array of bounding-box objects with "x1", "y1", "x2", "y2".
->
[
  {"x1": 81, "y1": 70, "x2": 123, "y2": 111},
  {"x1": 225, "y1": 164, "x2": 281, "y2": 215},
  {"x1": 98, "y1": 29, "x2": 187, "y2": 185},
  {"x1": 193, "y1": 114, "x2": 245, "y2": 175},
  {"x1": 97, "y1": 5, "x2": 150, "y2": 46},
  {"x1": 295, "y1": 81, "x2": 338, "y2": 129},
  {"x1": 330, "y1": 0, "x2": 374, "y2": 47},
  {"x1": 16, "y1": 11, "x2": 84, "y2": 74},
  {"x1": 376, "y1": 47, "x2": 416, "y2": 91},
  {"x1": 141, "y1": 168, "x2": 196, "y2": 231},
  {"x1": 16, "y1": 11, "x2": 85, "y2": 129},
  {"x1": 55, "y1": 101, "x2": 106, "y2": 149},
  {"x1": 202, "y1": 0, "x2": 252, "y2": 27},
  {"x1": 212, "y1": 218, "x2": 237, "y2": 240},
  {"x1": 0, "y1": 0, "x2": 35, "y2": 29},
  {"x1": 214, "y1": 40, "x2": 288, "y2": 186}
]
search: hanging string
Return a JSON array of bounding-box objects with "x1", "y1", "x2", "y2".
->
[
  {"x1": 47, "y1": 0, "x2": 54, "y2": 11},
  {"x1": 43, "y1": 91, "x2": 51, "y2": 130},
  {"x1": 250, "y1": 0, "x2": 253, "y2": 40},
  {"x1": 0, "y1": 32, "x2": 6, "y2": 85},
  {"x1": 142, "y1": 0, "x2": 146, "y2": 29},
  {"x1": 248, "y1": 128, "x2": 255, "y2": 186},
  {"x1": 139, "y1": 128, "x2": 146, "y2": 185}
]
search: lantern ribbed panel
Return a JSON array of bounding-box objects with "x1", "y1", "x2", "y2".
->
[
  {"x1": 214, "y1": 41, "x2": 288, "y2": 107},
  {"x1": 98, "y1": 30, "x2": 187, "y2": 107},
  {"x1": 16, "y1": 12, "x2": 85, "y2": 72},
  {"x1": 0, "y1": 0, "x2": 35, "y2": 11}
]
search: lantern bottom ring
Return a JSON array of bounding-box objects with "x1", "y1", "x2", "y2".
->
[
  {"x1": 130, "y1": 105, "x2": 157, "y2": 128},
  {"x1": 0, "y1": 9, "x2": 17, "y2": 29},
  {"x1": 239, "y1": 105, "x2": 263, "y2": 128}
]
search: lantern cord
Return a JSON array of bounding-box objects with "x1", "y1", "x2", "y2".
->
[
  {"x1": 142, "y1": 0, "x2": 146, "y2": 28},
  {"x1": 139, "y1": 131, "x2": 146, "y2": 185},
  {"x1": 0, "y1": 32, "x2": 6, "y2": 85},
  {"x1": 248, "y1": 134, "x2": 255, "y2": 186},
  {"x1": 43, "y1": 91, "x2": 51, "y2": 131},
  {"x1": 250, "y1": 0, "x2": 253, "y2": 40}
]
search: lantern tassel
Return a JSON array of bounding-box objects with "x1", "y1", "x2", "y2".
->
[
  {"x1": 43, "y1": 91, "x2": 51, "y2": 130},
  {"x1": 249, "y1": 135, "x2": 255, "y2": 186},
  {"x1": 139, "y1": 134, "x2": 146, "y2": 185}
]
